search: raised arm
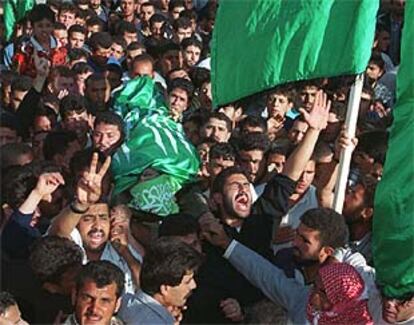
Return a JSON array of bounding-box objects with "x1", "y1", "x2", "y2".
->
[
  {"x1": 48, "y1": 153, "x2": 111, "y2": 238},
  {"x1": 283, "y1": 90, "x2": 331, "y2": 181}
]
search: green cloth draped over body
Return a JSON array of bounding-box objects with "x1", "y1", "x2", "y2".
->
[
  {"x1": 111, "y1": 77, "x2": 200, "y2": 216},
  {"x1": 211, "y1": 0, "x2": 379, "y2": 107},
  {"x1": 4, "y1": 0, "x2": 35, "y2": 41},
  {"x1": 373, "y1": 0, "x2": 414, "y2": 299}
]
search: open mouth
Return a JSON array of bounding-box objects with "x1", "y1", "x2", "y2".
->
[
  {"x1": 88, "y1": 230, "x2": 105, "y2": 245},
  {"x1": 235, "y1": 193, "x2": 250, "y2": 210}
]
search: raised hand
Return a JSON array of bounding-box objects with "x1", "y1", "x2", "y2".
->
[
  {"x1": 334, "y1": 129, "x2": 358, "y2": 160},
  {"x1": 33, "y1": 172, "x2": 65, "y2": 199},
  {"x1": 76, "y1": 153, "x2": 111, "y2": 206},
  {"x1": 299, "y1": 90, "x2": 331, "y2": 130}
]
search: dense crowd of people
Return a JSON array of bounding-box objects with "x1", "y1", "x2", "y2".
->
[{"x1": 0, "y1": 0, "x2": 411, "y2": 324}]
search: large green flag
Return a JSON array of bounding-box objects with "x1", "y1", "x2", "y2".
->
[
  {"x1": 4, "y1": 0, "x2": 35, "y2": 42},
  {"x1": 211, "y1": 0, "x2": 379, "y2": 107},
  {"x1": 111, "y1": 77, "x2": 200, "y2": 216},
  {"x1": 373, "y1": 1, "x2": 414, "y2": 299}
]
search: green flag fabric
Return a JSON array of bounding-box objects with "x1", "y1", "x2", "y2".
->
[
  {"x1": 372, "y1": 1, "x2": 414, "y2": 299},
  {"x1": 111, "y1": 77, "x2": 200, "y2": 216},
  {"x1": 211, "y1": 0, "x2": 379, "y2": 107},
  {"x1": 4, "y1": 0, "x2": 35, "y2": 42}
]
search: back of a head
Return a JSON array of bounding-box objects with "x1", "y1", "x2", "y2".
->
[
  {"x1": 0, "y1": 143, "x2": 33, "y2": 171},
  {"x1": 158, "y1": 213, "x2": 200, "y2": 238},
  {"x1": 237, "y1": 132, "x2": 269, "y2": 154},
  {"x1": 43, "y1": 130, "x2": 78, "y2": 161},
  {"x1": 76, "y1": 261, "x2": 125, "y2": 298},
  {"x1": 29, "y1": 4, "x2": 55, "y2": 24},
  {"x1": 2, "y1": 165, "x2": 36, "y2": 210},
  {"x1": 300, "y1": 208, "x2": 349, "y2": 249},
  {"x1": 60, "y1": 94, "x2": 87, "y2": 119},
  {"x1": 88, "y1": 32, "x2": 112, "y2": 52},
  {"x1": 30, "y1": 236, "x2": 83, "y2": 285},
  {"x1": 140, "y1": 237, "x2": 203, "y2": 296}
]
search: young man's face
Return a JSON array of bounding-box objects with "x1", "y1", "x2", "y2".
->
[
  {"x1": 266, "y1": 93, "x2": 292, "y2": 118},
  {"x1": 121, "y1": 0, "x2": 137, "y2": 17},
  {"x1": 201, "y1": 118, "x2": 231, "y2": 143},
  {"x1": 292, "y1": 223, "x2": 323, "y2": 261},
  {"x1": 110, "y1": 43, "x2": 125, "y2": 60},
  {"x1": 93, "y1": 122, "x2": 122, "y2": 154},
  {"x1": 73, "y1": 279, "x2": 121, "y2": 325},
  {"x1": 123, "y1": 31, "x2": 138, "y2": 45},
  {"x1": 69, "y1": 32, "x2": 86, "y2": 49},
  {"x1": 33, "y1": 18, "x2": 54, "y2": 44},
  {"x1": 288, "y1": 120, "x2": 309, "y2": 145},
  {"x1": 86, "y1": 79, "x2": 110, "y2": 108},
  {"x1": 62, "y1": 111, "x2": 89, "y2": 134},
  {"x1": 176, "y1": 27, "x2": 192, "y2": 43},
  {"x1": 219, "y1": 173, "x2": 252, "y2": 219},
  {"x1": 267, "y1": 153, "x2": 286, "y2": 174},
  {"x1": 163, "y1": 271, "x2": 197, "y2": 308},
  {"x1": 168, "y1": 87, "x2": 189, "y2": 116},
  {"x1": 171, "y1": 6, "x2": 185, "y2": 20},
  {"x1": 160, "y1": 50, "x2": 183, "y2": 75},
  {"x1": 366, "y1": 63, "x2": 383, "y2": 81},
  {"x1": 183, "y1": 45, "x2": 201, "y2": 67},
  {"x1": 58, "y1": 11, "x2": 76, "y2": 28},
  {"x1": 238, "y1": 149, "x2": 265, "y2": 184},
  {"x1": 150, "y1": 21, "x2": 164, "y2": 39},
  {"x1": 343, "y1": 183, "x2": 366, "y2": 223},
  {"x1": 140, "y1": 5, "x2": 155, "y2": 23},
  {"x1": 131, "y1": 60, "x2": 154, "y2": 79},
  {"x1": 382, "y1": 296, "x2": 414, "y2": 324},
  {"x1": 93, "y1": 46, "x2": 112, "y2": 66},
  {"x1": 0, "y1": 304, "x2": 28, "y2": 325},
  {"x1": 294, "y1": 160, "x2": 316, "y2": 195},
  {"x1": 300, "y1": 85, "x2": 319, "y2": 111},
  {"x1": 54, "y1": 76, "x2": 76, "y2": 94},
  {"x1": 77, "y1": 204, "x2": 111, "y2": 254}
]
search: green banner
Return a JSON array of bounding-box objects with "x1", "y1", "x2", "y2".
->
[
  {"x1": 4, "y1": 0, "x2": 35, "y2": 41},
  {"x1": 211, "y1": 0, "x2": 379, "y2": 107}
]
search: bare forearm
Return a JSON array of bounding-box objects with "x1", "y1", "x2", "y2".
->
[
  {"x1": 283, "y1": 128, "x2": 320, "y2": 181},
  {"x1": 19, "y1": 190, "x2": 43, "y2": 214}
]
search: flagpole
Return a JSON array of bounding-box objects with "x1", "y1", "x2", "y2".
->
[{"x1": 332, "y1": 73, "x2": 364, "y2": 213}]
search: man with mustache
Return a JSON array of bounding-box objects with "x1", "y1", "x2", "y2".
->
[{"x1": 49, "y1": 153, "x2": 142, "y2": 294}]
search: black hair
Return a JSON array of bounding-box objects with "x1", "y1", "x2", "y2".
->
[
  {"x1": 72, "y1": 61, "x2": 94, "y2": 75},
  {"x1": 209, "y1": 142, "x2": 236, "y2": 161},
  {"x1": 204, "y1": 112, "x2": 232, "y2": 133},
  {"x1": 179, "y1": 9, "x2": 197, "y2": 21},
  {"x1": 369, "y1": 51, "x2": 385, "y2": 71},
  {"x1": 300, "y1": 208, "x2": 349, "y2": 249},
  {"x1": 356, "y1": 130, "x2": 388, "y2": 163},
  {"x1": 181, "y1": 36, "x2": 202, "y2": 51},
  {"x1": 132, "y1": 53, "x2": 155, "y2": 67},
  {"x1": 60, "y1": 94, "x2": 88, "y2": 119},
  {"x1": 116, "y1": 20, "x2": 137, "y2": 35},
  {"x1": 89, "y1": 32, "x2": 113, "y2": 51},
  {"x1": 76, "y1": 261, "x2": 125, "y2": 298},
  {"x1": 68, "y1": 48, "x2": 89, "y2": 62},
  {"x1": 127, "y1": 41, "x2": 146, "y2": 52},
  {"x1": 0, "y1": 143, "x2": 33, "y2": 170},
  {"x1": 0, "y1": 292, "x2": 17, "y2": 315},
  {"x1": 11, "y1": 75, "x2": 32, "y2": 93},
  {"x1": 43, "y1": 130, "x2": 79, "y2": 161},
  {"x1": 140, "y1": 237, "x2": 203, "y2": 296},
  {"x1": 159, "y1": 213, "x2": 200, "y2": 237},
  {"x1": 169, "y1": 0, "x2": 186, "y2": 11},
  {"x1": 29, "y1": 236, "x2": 83, "y2": 284},
  {"x1": 68, "y1": 24, "x2": 87, "y2": 36},
  {"x1": 174, "y1": 16, "x2": 192, "y2": 31},
  {"x1": 112, "y1": 36, "x2": 127, "y2": 51},
  {"x1": 94, "y1": 111, "x2": 125, "y2": 153},
  {"x1": 54, "y1": 22, "x2": 67, "y2": 31},
  {"x1": 211, "y1": 166, "x2": 247, "y2": 194},
  {"x1": 238, "y1": 115, "x2": 267, "y2": 134},
  {"x1": 237, "y1": 132, "x2": 269, "y2": 154},
  {"x1": 149, "y1": 13, "x2": 168, "y2": 27},
  {"x1": 167, "y1": 77, "x2": 194, "y2": 101},
  {"x1": 86, "y1": 16, "x2": 104, "y2": 30},
  {"x1": 29, "y1": 4, "x2": 55, "y2": 24},
  {"x1": 2, "y1": 165, "x2": 37, "y2": 209},
  {"x1": 188, "y1": 67, "x2": 210, "y2": 89},
  {"x1": 58, "y1": 2, "x2": 78, "y2": 15}
]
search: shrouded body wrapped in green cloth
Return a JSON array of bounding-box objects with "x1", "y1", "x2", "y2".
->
[{"x1": 111, "y1": 77, "x2": 200, "y2": 216}]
